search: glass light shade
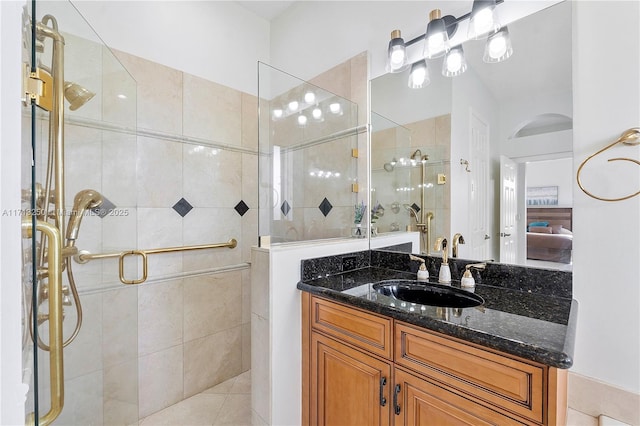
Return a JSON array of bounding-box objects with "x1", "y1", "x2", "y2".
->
[
  {"x1": 408, "y1": 60, "x2": 430, "y2": 89},
  {"x1": 297, "y1": 114, "x2": 308, "y2": 126},
  {"x1": 272, "y1": 108, "x2": 283, "y2": 120},
  {"x1": 442, "y1": 46, "x2": 468, "y2": 77},
  {"x1": 287, "y1": 100, "x2": 299, "y2": 112},
  {"x1": 304, "y1": 91, "x2": 316, "y2": 103},
  {"x1": 424, "y1": 18, "x2": 450, "y2": 59},
  {"x1": 468, "y1": 0, "x2": 500, "y2": 39},
  {"x1": 329, "y1": 102, "x2": 342, "y2": 114},
  {"x1": 312, "y1": 106, "x2": 323, "y2": 120},
  {"x1": 387, "y1": 33, "x2": 409, "y2": 73},
  {"x1": 483, "y1": 27, "x2": 513, "y2": 63}
]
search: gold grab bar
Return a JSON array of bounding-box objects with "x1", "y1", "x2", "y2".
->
[
  {"x1": 23, "y1": 219, "x2": 65, "y2": 426},
  {"x1": 577, "y1": 127, "x2": 640, "y2": 202},
  {"x1": 75, "y1": 239, "x2": 238, "y2": 284}
]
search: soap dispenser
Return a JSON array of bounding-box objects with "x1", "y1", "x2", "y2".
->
[{"x1": 433, "y1": 237, "x2": 451, "y2": 284}]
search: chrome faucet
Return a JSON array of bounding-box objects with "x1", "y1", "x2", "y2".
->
[{"x1": 452, "y1": 233, "x2": 465, "y2": 258}]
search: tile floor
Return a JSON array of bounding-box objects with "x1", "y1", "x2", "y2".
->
[{"x1": 139, "y1": 370, "x2": 251, "y2": 426}]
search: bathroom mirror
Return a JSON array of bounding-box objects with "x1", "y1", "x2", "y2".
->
[{"x1": 370, "y1": 1, "x2": 573, "y2": 271}]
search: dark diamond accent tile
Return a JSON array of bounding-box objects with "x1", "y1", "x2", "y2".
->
[
  {"x1": 281, "y1": 200, "x2": 291, "y2": 216},
  {"x1": 411, "y1": 203, "x2": 421, "y2": 214},
  {"x1": 234, "y1": 200, "x2": 250, "y2": 217},
  {"x1": 319, "y1": 197, "x2": 333, "y2": 217},
  {"x1": 91, "y1": 196, "x2": 116, "y2": 218},
  {"x1": 172, "y1": 197, "x2": 193, "y2": 217}
]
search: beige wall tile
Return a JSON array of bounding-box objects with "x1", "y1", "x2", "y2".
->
[
  {"x1": 251, "y1": 313, "x2": 271, "y2": 423},
  {"x1": 251, "y1": 249, "x2": 270, "y2": 319},
  {"x1": 183, "y1": 271, "x2": 242, "y2": 342},
  {"x1": 138, "y1": 345, "x2": 184, "y2": 418},
  {"x1": 183, "y1": 326, "x2": 242, "y2": 398},
  {"x1": 183, "y1": 145, "x2": 242, "y2": 208},
  {"x1": 102, "y1": 47, "x2": 137, "y2": 128},
  {"x1": 103, "y1": 286, "x2": 138, "y2": 368},
  {"x1": 241, "y1": 268, "x2": 251, "y2": 324},
  {"x1": 242, "y1": 322, "x2": 251, "y2": 372},
  {"x1": 139, "y1": 393, "x2": 226, "y2": 426},
  {"x1": 309, "y1": 61, "x2": 351, "y2": 100},
  {"x1": 53, "y1": 371, "x2": 104, "y2": 426},
  {"x1": 63, "y1": 293, "x2": 103, "y2": 380},
  {"x1": 183, "y1": 73, "x2": 241, "y2": 145},
  {"x1": 138, "y1": 279, "x2": 184, "y2": 356},
  {"x1": 113, "y1": 50, "x2": 183, "y2": 134},
  {"x1": 137, "y1": 208, "x2": 184, "y2": 279},
  {"x1": 241, "y1": 208, "x2": 258, "y2": 263},
  {"x1": 242, "y1": 93, "x2": 259, "y2": 150},
  {"x1": 102, "y1": 133, "x2": 137, "y2": 207},
  {"x1": 214, "y1": 394, "x2": 251, "y2": 425},
  {"x1": 64, "y1": 125, "x2": 103, "y2": 207},
  {"x1": 104, "y1": 360, "x2": 139, "y2": 426},
  {"x1": 242, "y1": 153, "x2": 258, "y2": 210},
  {"x1": 136, "y1": 136, "x2": 183, "y2": 208}
]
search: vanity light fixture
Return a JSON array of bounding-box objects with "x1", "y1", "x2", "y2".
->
[
  {"x1": 304, "y1": 91, "x2": 316, "y2": 103},
  {"x1": 385, "y1": 0, "x2": 511, "y2": 87},
  {"x1": 329, "y1": 102, "x2": 342, "y2": 115},
  {"x1": 387, "y1": 30, "x2": 410, "y2": 73},
  {"x1": 442, "y1": 45, "x2": 468, "y2": 77},
  {"x1": 424, "y1": 9, "x2": 450, "y2": 59},
  {"x1": 468, "y1": 0, "x2": 501, "y2": 40},
  {"x1": 312, "y1": 106, "x2": 323, "y2": 120},
  {"x1": 483, "y1": 27, "x2": 513, "y2": 63},
  {"x1": 272, "y1": 107, "x2": 284, "y2": 120},
  {"x1": 408, "y1": 60, "x2": 429, "y2": 89},
  {"x1": 297, "y1": 113, "x2": 308, "y2": 127},
  {"x1": 287, "y1": 100, "x2": 299, "y2": 112}
]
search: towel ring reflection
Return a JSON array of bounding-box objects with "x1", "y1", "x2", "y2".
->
[{"x1": 576, "y1": 127, "x2": 640, "y2": 202}]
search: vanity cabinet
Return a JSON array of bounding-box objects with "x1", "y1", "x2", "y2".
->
[{"x1": 302, "y1": 294, "x2": 568, "y2": 426}]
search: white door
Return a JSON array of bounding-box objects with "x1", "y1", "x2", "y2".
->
[
  {"x1": 499, "y1": 156, "x2": 518, "y2": 263},
  {"x1": 469, "y1": 111, "x2": 489, "y2": 260}
]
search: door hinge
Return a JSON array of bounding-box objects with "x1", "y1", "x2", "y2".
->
[{"x1": 23, "y1": 64, "x2": 53, "y2": 111}]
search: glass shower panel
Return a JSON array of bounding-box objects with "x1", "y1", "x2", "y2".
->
[
  {"x1": 258, "y1": 62, "x2": 361, "y2": 244},
  {"x1": 370, "y1": 112, "x2": 412, "y2": 235},
  {"x1": 23, "y1": 1, "x2": 138, "y2": 424}
]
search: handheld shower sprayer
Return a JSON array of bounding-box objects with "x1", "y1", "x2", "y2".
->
[
  {"x1": 403, "y1": 203, "x2": 420, "y2": 221},
  {"x1": 66, "y1": 189, "x2": 103, "y2": 245}
]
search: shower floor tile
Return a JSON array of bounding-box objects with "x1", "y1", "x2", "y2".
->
[{"x1": 139, "y1": 370, "x2": 251, "y2": 426}]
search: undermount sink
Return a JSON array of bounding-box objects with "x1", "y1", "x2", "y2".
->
[{"x1": 372, "y1": 280, "x2": 484, "y2": 308}]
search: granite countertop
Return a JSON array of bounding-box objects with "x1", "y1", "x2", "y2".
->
[{"x1": 297, "y1": 266, "x2": 577, "y2": 369}]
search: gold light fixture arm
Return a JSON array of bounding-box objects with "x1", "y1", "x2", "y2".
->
[
  {"x1": 577, "y1": 127, "x2": 640, "y2": 202},
  {"x1": 76, "y1": 239, "x2": 238, "y2": 285},
  {"x1": 23, "y1": 219, "x2": 64, "y2": 426}
]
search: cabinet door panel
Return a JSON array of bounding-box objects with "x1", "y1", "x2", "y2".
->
[
  {"x1": 312, "y1": 333, "x2": 391, "y2": 426},
  {"x1": 395, "y1": 368, "x2": 528, "y2": 426}
]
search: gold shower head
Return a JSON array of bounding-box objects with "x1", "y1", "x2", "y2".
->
[{"x1": 64, "y1": 81, "x2": 95, "y2": 111}]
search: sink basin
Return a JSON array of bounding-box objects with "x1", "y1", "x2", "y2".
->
[{"x1": 372, "y1": 280, "x2": 484, "y2": 308}]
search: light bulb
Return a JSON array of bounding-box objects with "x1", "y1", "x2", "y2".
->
[
  {"x1": 442, "y1": 46, "x2": 467, "y2": 77},
  {"x1": 272, "y1": 108, "x2": 283, "y2": 119},
  {"x1": 408, "y1": 60, "x2": 429, "y2": 89},
  {"x1": 312, "y1": 107, "x2": 323, "y2": 120},
  {"x1": 304, "y1": 91, "x2": 316, "y2": 103},
  {"x1": 288, "y1": 101, "x2": 299, "y2": 112},
  {"x1": 483, "y1": 27, "x2": 513, "y2": 63},
  {"x1": 427, "y1": 32, "x2": 446, "y2": 55},
  {"x1": 390, "y1": 46, "x2": 406, "y2": 68},
  {"x1": 329, "y1": 102, "x2": 341, "y2": 114},
  {"x1": 297, "y1": 114, "x2": 307, "y2": 126},
  {"x1": 472, "y1": 8, "x2": 495, "y2": 36}
]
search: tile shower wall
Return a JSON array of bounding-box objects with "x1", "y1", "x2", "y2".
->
[
  {"x1": 49, "y1": 41, "x2": 256, "y2": 423},
  {"x1": 370, "y1": 114, "x2": 451, "y2": 253}
]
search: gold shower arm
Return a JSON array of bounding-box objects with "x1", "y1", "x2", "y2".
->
[
  {"x1": 576, "y1": 127, "x2": 640, "y2": 202},
  {"x1": 23, "y1": 219, "x2": 65, "y2": 426},
  {"x1": 75, "y1": 239, "x2": 238, "y2": 285}
]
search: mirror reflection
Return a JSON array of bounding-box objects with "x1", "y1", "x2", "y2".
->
[{"x1": 370, "y1": 1, "x2": 572, "y2": 271}]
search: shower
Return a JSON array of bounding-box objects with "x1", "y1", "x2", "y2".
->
[{"x1": 25, "y1": 13, "x2": 100, "y2": 425}]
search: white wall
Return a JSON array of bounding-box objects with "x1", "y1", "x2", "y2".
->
[
  {"x1": 71, "y1": 0, "x2": 270, "y2": 95},
  {"x1": 572, "y1": 0, "x2": 640, "y2": 394},
  {"x1": 526, "y1": 157, "x2": 573, "y2": 207},
  {"x1": 0, "y1": 1, "x2": 28, "y2": 424}
]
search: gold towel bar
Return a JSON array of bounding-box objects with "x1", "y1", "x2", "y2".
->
[
  {"x1": 577, "y1": 127, "x2": 640, "y2": 202},
  {"x1": 75, "y1": 239, "x2": 237, "y2": 284}
]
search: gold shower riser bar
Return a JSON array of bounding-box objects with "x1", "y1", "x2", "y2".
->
[{"x1": 75, "y1": 239, "x2": 237, "y2": 285}]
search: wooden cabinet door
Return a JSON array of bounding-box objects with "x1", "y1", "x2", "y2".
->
[
  {"x1": 311, "y1": 332, "x2": 392, "y2": 426},
  {"x1": 394, "y1": 368, "x2": 527, "y2": 426}
]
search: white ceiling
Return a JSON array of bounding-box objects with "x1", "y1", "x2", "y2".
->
[{"x1": 236, "y1": 1, "x2": 296, "y2": 21}]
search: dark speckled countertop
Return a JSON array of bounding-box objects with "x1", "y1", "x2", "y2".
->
[{"x1": 297, "y1": 250, "x2": 577, "y2": 369}]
